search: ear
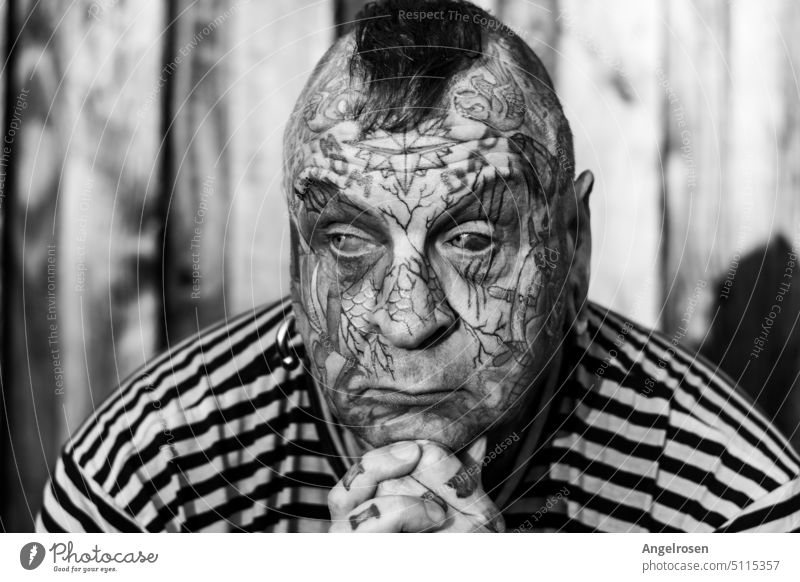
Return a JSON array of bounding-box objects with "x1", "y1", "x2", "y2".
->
[{"x1": 562, "y1": 170, "x2": 594, "y2": 334}]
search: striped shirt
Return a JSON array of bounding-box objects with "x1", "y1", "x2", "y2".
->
[{"x1": 37, "y1": 298, "x2": 800, "y2": 532}]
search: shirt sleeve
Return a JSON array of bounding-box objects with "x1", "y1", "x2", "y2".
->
[
  {"x1": 35, "y1": 447, "x2": 145, "y2": 533},
  {"x1": 716, "y1": 477, "x2": 800, "y2": 532}
]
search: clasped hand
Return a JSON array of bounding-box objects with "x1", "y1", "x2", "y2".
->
[{"x1": 328, "y1": 438, "x2": 504, "y2": 533}]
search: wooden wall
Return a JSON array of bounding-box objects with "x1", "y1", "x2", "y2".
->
[{"x1": 1, "y1": 0, "x2": 799, "y2": 531}]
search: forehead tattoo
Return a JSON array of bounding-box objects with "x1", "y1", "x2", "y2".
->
[
  {"x1": 284, "y1": 37, "x2": 570, "y2": 441},
  {"x1": 286, "y1": 39, "x2": 562, "y2": 199}
]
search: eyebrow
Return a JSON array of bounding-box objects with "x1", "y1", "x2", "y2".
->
[
  {"x1": 295, "y1": 162, "x2": 548, "y2": 229},
  {"x1": 295, "y1": 175, "x2": 379, "y2": 220},
  {"x1": 452, "y1": 176, "x2": 508, "y2": 219},
  {"x1": 445, "y1": 165, "x2": 549, "y2": 219}
]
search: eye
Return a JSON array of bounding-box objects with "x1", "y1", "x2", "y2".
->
[
  {"x1": 442, "y1": 221, "x2": 495, "y2": 254},
  {"x1": 447, "y1": 232, "x2": 493, "y2": 252},
  {"x1": 327, "y1": 228, "x2": 377, "y2": 258}
]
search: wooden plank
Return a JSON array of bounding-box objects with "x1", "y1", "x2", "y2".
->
[
  {"x1": 496, "y1": 0, "x2": 559, "y2": 75},
  {"x1": 557, "y1": 0, "x2": 662, "y2": 328},
  {"x1": 2, "y1": 0, "x2": 67, "y2": 531},
  {"x1": 0, "y1": 0, "x2": 9, "y2": 531},
  {"x1": 2, "y1": 0, "x2": 165, "y2": 531},
  {"x1": 777, "y1": 0, "x2": 800, "y2": 235},
  {"x1": 697, "y1": 0, "x2": 800, "y2": 450},
  {"x1": 57, "y1": 0, "x2": 165, "y2": 438},
  {"x1": 226, "y1": 0, "x2": 333, "y2": 312},
  {"x1": 163, "y1": 0, "x2": 237, "y2": 343},
  {"x1": 661, "y1": 0, "x2": 730, "y2": 344},
  {"x1": 775, "y1": 0, "x2": 800, "y2": 449},
  {"x1": 0, "y1": 0, "x2": 6, "y2": 298}
]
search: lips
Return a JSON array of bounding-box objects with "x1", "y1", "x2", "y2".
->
[{"x1": 361, "y1": 387, "x2": 458, "y2": 407}]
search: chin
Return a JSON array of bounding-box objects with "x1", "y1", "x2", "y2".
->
[{"x1": 350, "y1": 410, "x2": 479, "y2": 452}]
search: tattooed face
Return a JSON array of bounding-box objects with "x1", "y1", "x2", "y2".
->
[{"x1": 285, "y1": 38, "x2": 588, "y2": 451}]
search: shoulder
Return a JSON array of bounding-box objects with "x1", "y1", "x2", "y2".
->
[
  {"x1": 39, "y1": 297, "x2": 314, "y2": 532},
  {"x1": 553, "y1": 301, "x2": 800, "y2": 531},
  {"x1": 68, "y1": 297, "x2": 298, "y2": 473},
  {"x1": 583, "y1": 301, "x2": 798, "y2": 475}
]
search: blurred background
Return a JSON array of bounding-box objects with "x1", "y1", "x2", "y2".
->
[{"x1": 1, "y1": 0, "x2": 800, "y2": 532}]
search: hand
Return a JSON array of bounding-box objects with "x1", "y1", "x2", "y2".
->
[
  {"x1": 376, "y1": 438, "x2": 504, "y2": 533},
  {"x1": 327, "y1": 438, "x2": 504, "y2": 532},
  {"x1": 327, "y1": 441, "x2": 447, "y2": 532}
]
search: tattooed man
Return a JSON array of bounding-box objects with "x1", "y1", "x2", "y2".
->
[{"x1": 39, "y1": 0, "x2": 800, "y2": 533}]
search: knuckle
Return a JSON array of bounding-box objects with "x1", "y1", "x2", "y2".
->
[
  {"x1": 420, "y1": 440, "x2": 450, "y2": 459},
  {"x1": 378, "y1": 499, "x2": 408, "y2": 529},
  {"x1": 361, "y1": 444, "x2": 395, "y2": 467},
  {"x1": 417, "y1": 442, "x2": 452, "y2": 470},
  {"x1": 327, "y1": 485, "x2": 348, "y2": 516},
  {"x1": 370, "y1": 441, "x2": 420, "y2": 462},
  {"x1": 396, "y1": 497, "x2": 430, "y2": 530}
]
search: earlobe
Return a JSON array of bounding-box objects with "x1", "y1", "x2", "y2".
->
[
  {"x1": 565, "y1": 170, "x2": 594, "y2": 336},
  {"x1": 562, "y1": 170, "x2": 594, "y2": 226},
  {"x1": 574, "y1": 170, "x2": 594, "y2": 206}
]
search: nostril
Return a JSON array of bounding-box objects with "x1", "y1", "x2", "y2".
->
[{"x1": 417, "y1": 320, "x2": 458, "y2": 350}]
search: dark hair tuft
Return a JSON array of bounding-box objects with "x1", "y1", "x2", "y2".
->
[{"x1": 351, "y1": 0, "x2": 489, "y2": 133}]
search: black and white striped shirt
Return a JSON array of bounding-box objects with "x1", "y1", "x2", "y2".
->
[{"x1": 37, "y1": 298, "x2": 800, "y2": 532}]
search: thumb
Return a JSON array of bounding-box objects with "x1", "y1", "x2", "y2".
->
[{"x1": 458, "y1": 436, "x2": 487, "y2": 476}]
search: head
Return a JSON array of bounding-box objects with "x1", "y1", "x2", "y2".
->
[{"x1": 283, "y1": 0, "x2": 594, "y2": 451}]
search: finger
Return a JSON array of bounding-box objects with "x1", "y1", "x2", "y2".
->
[
  {"x1": 329, "y1": 495, "x2": 446, "y2": 533},
  {"x1": 375, "y1": 477, "x2": 449, "y2": 522},
  {"x1": 328, "y1": 441, "x2": 421, "y2": 520},
  {"x1": 458, "y1": 436, "x2": 488, "y2": 468},
  {"x1": 375, "y1": 477, "x2": 449, "y2": 519},
  {"x1": 413, "y1": 441, "x2": 481, "y2": 500},
  {"x1": 374, "y1": 472, "x2": 504, "y2": 532},
  {"x1": 412, "y1": 441, "x2": 499, "y2": 521},
  {"x1": 455, "y1": 437, "x2": 505, "y2": 531},
  {"x1": 375, "y1": 475, "x2": 428, "y2": 498}
]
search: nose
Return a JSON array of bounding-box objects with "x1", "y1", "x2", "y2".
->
[{"x1": 371, "y1": 257, "x2": 456, "y2": 350}]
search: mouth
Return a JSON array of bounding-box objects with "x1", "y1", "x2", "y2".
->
[{"x1": 361, "y1": 387, "x2": 459, "y2": 408}]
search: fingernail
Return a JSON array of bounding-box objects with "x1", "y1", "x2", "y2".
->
[
  {"x1": 389, "y1": 441, "x2": 419, "y2": 461},
  {"x1": 424, "y1": 500, "x2": 446, "y2": 522},
  {"x1": 421, "y1": 490, "x2": 448, "y2": 514}
]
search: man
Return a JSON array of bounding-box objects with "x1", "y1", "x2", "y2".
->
[{"x1": 38, "y1": 0, "x2": 800, "y2": 533}]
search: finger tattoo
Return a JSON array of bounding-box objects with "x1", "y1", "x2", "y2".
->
[
  {"x1": 349, "y1": 503, "x2": 381, "y2": 530},
  {"x1": 444, "y1": 465, "x2": 480, "y2": 498},
  {"x1": 342, "y1": 461, "x2": 365, "y2": 491}
]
